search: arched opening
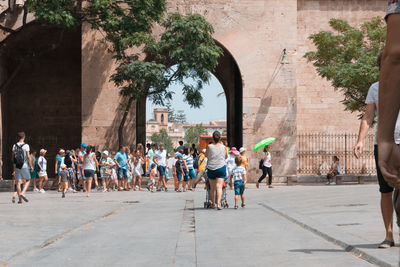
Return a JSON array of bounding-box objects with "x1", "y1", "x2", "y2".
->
[
  {"x1": 136, "y1": 40, "x2": 243, "y2": 148},
  {"x1": 1, "y1": 23, "x2": 82, "y2": 178}
]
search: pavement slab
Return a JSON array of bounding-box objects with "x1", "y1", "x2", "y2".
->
[{"x1": 0, "y1": 185, "x2": 398, "y2": 266}]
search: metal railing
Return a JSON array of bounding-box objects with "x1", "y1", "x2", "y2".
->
[{"x1": 297, "y1": 133, "x2": 376, "y2": 175}]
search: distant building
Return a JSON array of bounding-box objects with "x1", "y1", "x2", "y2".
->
[{"x1": 146, "y1": 108, "x2": 226, "y2": 146}]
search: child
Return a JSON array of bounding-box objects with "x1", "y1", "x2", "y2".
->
[
  {"x1": 175, "y1": 153, "x2": 187, "y2": 192},
  {"x1": 239, "y1": 147, "x2": 249, "y2": 170},
  {"x1": 326, "y1": 156, "x2": 340, "y2": 185},
  {"x1": 230, "y1": 156, "x2": 247, "y2": 209},
  {"x1": 147, "y1": 163, "x2": 156, "y2": 192},
  {"x1": 59, "y1": 164, "x2": 69, "y2": 198},
  {"x1": 37, "y1": 149, "x2": 48, "y2": 193}
]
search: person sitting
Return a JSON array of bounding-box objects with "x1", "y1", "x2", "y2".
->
[{"x1": 326, "y1": 156, "x2": 340, "y2": 185}]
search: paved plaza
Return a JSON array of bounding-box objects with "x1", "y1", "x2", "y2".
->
[{"x1": 1, "y1": 184, "x2": 400, "y2": 267}]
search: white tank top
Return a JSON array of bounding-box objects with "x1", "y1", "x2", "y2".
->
[
  {"x1": 207, "y1": 144, "x2": 226, "y2": 170},
  {"x1": 83, "y1": 152, "x2": 96, "y2": 171}
]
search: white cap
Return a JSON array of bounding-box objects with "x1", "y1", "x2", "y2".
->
[
  {"x1": 202, "y1": 149, "x2": 206, "y2": 153},
  {"x1": 60, "y1": 164, "x2": 66, "y2": 169},
  {"x1": 239, "y1": 147, "x2": 246, "y2": 153},
  {"x1": 103, "y1": 150, "x2": 109, "y2": 156}
]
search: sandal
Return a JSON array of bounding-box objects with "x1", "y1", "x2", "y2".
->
[
  {"x1": 241, "y1": 203, "x2": 246, "y2": 208},
  {"x1": 378, "y1": 240, "x2": 395, "y2": 248},
  {"x1": 12, "y1": 196, "x2": 15, "y2": 203},
  {"x1": 234, "y1": 205, "x2": 238, "y2": 209}
]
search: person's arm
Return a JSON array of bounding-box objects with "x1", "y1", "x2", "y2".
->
[
  {"x1": 93, "y1": 154, "x2": 99, "y2": 170},
  {"x1": 243, "y1": 173, "x2": 247, "y2": 185},
  {"x1": 378, "y1": 14, "x2": 400, "y2": 186},
  {"x1": 184, "y1": 161, "x2": 188, "y2": 172},
  {"x1": 113, "y1": 156, "x2": 121, "y2": 169},
  {"x1": 55, "y1": 158, "x2": 59, "y2": 173},
  {"x1": 38, "y1": 158, "x2": 43, "y2": 172},
  {"x1": 11, "y1": 151, "x2": 15, "y2": 174},
  {"x1": 153, "y1": 154, "x2": 159, "y2": 166},
  {"x1": 205, "y1": 145, "x2": 209, "y2": 158},
  {"x1": 354, "y1": 103, "x2": 375, "y2": 158}
]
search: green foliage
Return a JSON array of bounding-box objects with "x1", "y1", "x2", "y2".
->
[
  {"x1": 151, "y1": 129, "x2": 174, "y2": 154},
  {"x1": 304, "y1": 17, "x2": 386, "y2": 116},
  {"x1": 184, "y1": 124, "x2": 206, "y2": 146},
  {"x1": 175, "y1": 110, "x2": 187, "y2": 123},
  {"x1": 165, "y1": 102, "x2": 176, "y2": 122}
]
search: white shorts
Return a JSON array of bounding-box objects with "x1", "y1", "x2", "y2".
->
[
  {"x1": 15, "y1": 168, "x2": 30, "y2": 181},
  {"x1": 39, "y1": 170, "x2": 47, "y2": 177}
]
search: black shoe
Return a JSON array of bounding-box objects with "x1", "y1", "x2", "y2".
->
[
  {"x1": 241, "y1": 203, "x2": 245, "y2": 208},
  {"x1": 21, "y1": 195, "x2": 29, "y2": 202},
  {"x1": 62, "y1": 192, "x2": 65, "y2": 198},
  {"x1": 234, "y1": 205, "x2": 238, "y2": 209}
]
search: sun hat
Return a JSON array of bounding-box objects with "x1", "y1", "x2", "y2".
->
[
  {"x1": 103, "y1": 150, "x2": 109, "y2": 156},
  {"x1": 176, "y1": 153, "x2": 183, "y2": 158},
  {"x1": 80, "y1": 143, "x2": 88, "y2": 148},
  {"x1": 40, "y1": 148, "x2": 47, "y2": 155},
  {"x1": 60, "y1": 164, "x2": 66, "y2": 169},
  {"x1": 59, "y1": 149, "x2": 65, "y2": 154},
  {"x1": 239, "y1": 147, "x2": 246, "y2": 153},
  {"x1": 229, "y1": 147, "x2": 239, "y2": 154}
]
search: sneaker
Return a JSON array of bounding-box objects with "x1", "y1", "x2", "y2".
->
[
  {"x1": 21, "y1": 195, "x2": 29, "y2": 202},
  {"x1": 330, "y1": 182, "x2": 336, "y2": 185},
  {"x1": 165, "y1": 188, "x2": 168, "y2": 192},
  {"x1": 156, "y1": 189, "x2": 162, "y2": 192},
  {"x1": 62, "y1": 192, "x2": 65, "y2": 198},
  {"x1": 39, "y1": 189, "x2": 46, "y2": 193},
  {"x1": 33, "y1": 188, "x2": 39, "y2": 193},
  {"x1": 68, "y1": 187, "x2": 73, "y2": 192}
]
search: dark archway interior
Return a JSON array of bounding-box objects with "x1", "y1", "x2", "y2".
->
[
  {"x1": 136, "y1": 41, "x2": 243, "y2": 148},
  {"x1": 1, "y1": 24, "x2": 82, "y2": 178}
]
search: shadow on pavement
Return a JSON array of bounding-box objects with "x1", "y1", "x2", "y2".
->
[{"x1": 288, "y1": 249, "x2": 346, "y2": 254}]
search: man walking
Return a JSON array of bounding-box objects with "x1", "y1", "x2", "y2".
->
[
  {"x1": 114, "y1": 146, "x2": 129, "y2": 191},
  {"x1": 154, "y1": 144, "x2": 168, "y2": 191},
  {"x1": 12, "y1": 132, "x2": 33, "y2": 204},
  {"x1": 354, "y1": 53, "x2": 400, "y2": 248}
]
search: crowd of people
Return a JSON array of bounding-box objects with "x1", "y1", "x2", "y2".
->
[{"x1": 10, "y1": 131, "x2": 273, "y2": 209}]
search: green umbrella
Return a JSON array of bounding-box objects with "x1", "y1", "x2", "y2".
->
[{"x1": 253, "y1": 137, "x2": 276, "y2": 151}]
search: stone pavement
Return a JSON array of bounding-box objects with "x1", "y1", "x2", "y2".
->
[{"x1": 0, "y1": 184, "x2": 399, "y2": 266}]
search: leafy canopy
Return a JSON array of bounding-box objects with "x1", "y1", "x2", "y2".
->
[
  {"x1": 151, "y1": 129, "x2": 174, "y2": 154},
  {"x1": 184, "y1": 124, "x2": 207, "y2": 146},
  {"x1": 304, "y1": 17, "x2": 386, "y2": 116}
]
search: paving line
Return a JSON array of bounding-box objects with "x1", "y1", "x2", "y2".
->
[
  {"x1": 258, "y1": 203, "x2": 393, "y2": 267},
  {"x1": 173, "y1": 199, "x2": 197, "y2": 267},
  {"x1": 5, "y1": 204, "x2": 133, "y2": 265}
]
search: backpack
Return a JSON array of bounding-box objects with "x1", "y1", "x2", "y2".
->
[
  {"x1": 259, "y1": 159, "x2": 264, "y2": 170},
  {"x1": 64, "y1": 154, "x2": 72, "y2": 168},
  {"x1": 14, "y1": 143, "x2": 26, "y2": 169}
]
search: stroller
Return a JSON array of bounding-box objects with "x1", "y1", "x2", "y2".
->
[{"x1": 204, "y1": 172, "x2": 229, "y2": 209}]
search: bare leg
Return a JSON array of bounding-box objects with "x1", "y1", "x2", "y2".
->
[
  {"x1": 216, "y1": 178, "x2": 223, "y2": 209},
  {"x1": 234, "y1": 195, "x2": 239, "y2": 207},
  {"x1": 87, "y1": 177, "x2": 92, "y2": 197},
  {"x1": 209, "y1": 179, "x2": 216, "y2": 207},
  {"x1": 378, "y1": 14, "x2": 400, "y2": 185},
  {"x1": 22, "y1": 180, "x2": 30, "y2": 195},
  {"x1": 241, "y1": 194, "x2": 245, "y2": 205},
  {"x1": 16, "y1": 180, "x2": 22, "y2": 201},
  {"x1": 381, "y1": 192, "x2": 394, "y2": 241}
]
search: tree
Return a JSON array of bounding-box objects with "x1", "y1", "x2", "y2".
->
[
  {"x1": 184, "y1": 124, "x2": 206, "y2": 146},
  {"x1": 165, "y1": 102, "x2": 176, "y2": 122},
  {"x1": 304, "y1": 17, "x2": 386, "y2": 117},
  {"x1": 175, "y1": 110, "x2": 187, "y2": 124},
  {"x1": 0, "y1": 1, "x2": 223, "y2": 147},
  {"x1": 151, "y1": 129, "x2": 173, "y2": 154}
]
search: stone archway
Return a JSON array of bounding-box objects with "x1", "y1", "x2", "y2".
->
[
  {"x1": 1, "y1": 23, "x2": 82, "y2": 178},
  {"x1": 136, "y1": 40, "x2": 243, "y2": 148}
]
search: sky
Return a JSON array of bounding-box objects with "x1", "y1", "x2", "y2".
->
[{"x1": 146, "y1": 73, "x2": 227, "y2": 123}]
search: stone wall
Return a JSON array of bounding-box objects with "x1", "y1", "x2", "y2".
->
[
  {"x1": 296, "y1": 0, "x2": 387, "y2": 133},
  {"x1": 81, "y1": 24, "x2": 136, "y2": 151},
  {"x1": 168, "y1": 0, "x2": 298, "y2": 180}
]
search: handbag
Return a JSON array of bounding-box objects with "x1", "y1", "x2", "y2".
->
[
  {"x1": 104, "y1": 168, "x2": 112, "y2": 176},
  {"x1": 259, "y1": 159, "x2": 264, "y2": 170}
]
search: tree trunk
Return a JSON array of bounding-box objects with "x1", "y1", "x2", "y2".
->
[{"x1": 118, "y1": 96, "x2": 134, "y2": 148}]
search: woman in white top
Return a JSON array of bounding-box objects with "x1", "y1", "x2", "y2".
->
[
  {"x1": 206, "y1": 131, "x2": 228, "y2": 210},
  {"x1": 133, "y1": 148, "x2": 145, "y2": 191},
  {"x1": 83, "y1": 145, "x2": 99, "y2": 197},
  {"x1": 37, "y1": 149, "x2": 48, "y2": 193},
  {"x1": 256, "y1": 146, "x2": 273, "y2": 188}
]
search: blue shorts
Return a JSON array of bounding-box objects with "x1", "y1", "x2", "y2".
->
[
  {"x1": 118, "y1": 168, "x2": 128, "y2": 180},
  {"x1": 234, "y1": 180, "x2": 245, "y2": 195},
  {"x1": 158, "y1": 165, "x2": 166, "y2": 176},
  {"x1": 15, "y1": 168, "x2": 31, "y2": 182},
  {"x1": 188, "y1": 169, "x2": 196, "y2": 179},
  {"x1": 183, "y1": 170, "x2": 189, "y2": 182},
  {"x1": 177, "y1": 173, "x2": 183, "y2": 181},
  {"x1": 84, "y1": 169, "x2": 95, "y2": 178},
  {"x1": 207, "y1": 166, "x2": 227, "y2": 180}
]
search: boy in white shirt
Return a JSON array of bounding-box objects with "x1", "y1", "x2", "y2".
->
[{"x1": 230, "y1": 157, "x2": 247, "y2": 209}]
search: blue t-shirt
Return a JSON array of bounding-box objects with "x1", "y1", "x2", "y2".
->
[{"x1": 114, "y1": 152, "x2": 128, "y2": 169}]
